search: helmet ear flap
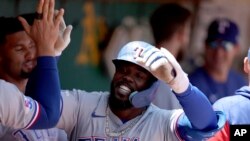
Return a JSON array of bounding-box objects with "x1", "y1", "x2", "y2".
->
[{"x1": 129, "y1": 80, "x2": 160, "y2": 108}]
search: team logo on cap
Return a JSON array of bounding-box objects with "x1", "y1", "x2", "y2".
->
[{"x1": 218, "y1": 19, "x2": 230, "y2": 34}]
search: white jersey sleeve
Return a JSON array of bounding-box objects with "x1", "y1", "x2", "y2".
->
[{"x1": 0, "y1": 79, "x2": 39, "y2": 129}]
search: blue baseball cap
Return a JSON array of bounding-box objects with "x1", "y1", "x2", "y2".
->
[{"x1": 206, "y1": 18, "x2": 239, "y2": 45}]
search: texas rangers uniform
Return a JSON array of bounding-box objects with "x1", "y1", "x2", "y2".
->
[
  {"x1": 0, "y1": 79, "x2": 68, "y2": 141},
  {"x1": 0, "y1": 126, "x2": 67, "y2": 141},
  {"x1": 56, "y1": 89, "x2": 184, "y2": 141},
  {"x1": 0, "y1": 79, "x2": 39, "y2": 129}
]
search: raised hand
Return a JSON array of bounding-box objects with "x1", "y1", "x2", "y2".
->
[
  {"x1": 134, "y1": 47, "x2": 189, "y2": 93},
  {"x1": 134, "y1": 47, "x2": 175, "y2": 83},
  {"x1": 18, "y1": 0, "x2": 64, "y2": 57},
  {"x1": 159, "y1": 48, "x2": 189, "y2": 93},
  {"x1": 54, "y1": 10, "x2": 73, "y2": 56}
]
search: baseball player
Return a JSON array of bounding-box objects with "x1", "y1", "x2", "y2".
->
[
  {"x1": 0, "y1": 0, "x2": 70, "y2": 140},
  {"x1": 208, "y1": 48, "x2": 250, "y2": 140},
  {"x1": 17, "y1": 1, "x2": 225, "y2": 140},
  {"x1": 50, "y1": 41, "x2": 225, "y2": 141},
  {"x1": 0, "y1": 12, "x2": 62, "y2": 129}
]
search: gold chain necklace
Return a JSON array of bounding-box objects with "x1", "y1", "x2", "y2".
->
[{"x1": 105, "y1": 106, "x2": 144, "y2": 137}]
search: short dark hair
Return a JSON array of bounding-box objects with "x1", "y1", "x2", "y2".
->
[
  {"x1": 0, "y1": 13, "x2": 36, "y2": 45},
  {"x1": 150, "y1": 3, "x2": 192, "y2": 45}
]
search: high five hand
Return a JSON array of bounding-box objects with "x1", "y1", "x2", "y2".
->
[{"x1": 18, "y1": 0, "x2": 64, "y2": 57}]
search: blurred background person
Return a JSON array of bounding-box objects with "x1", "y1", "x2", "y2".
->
[
  {"x1": 208, "y1": 49, "x2": 250, "y2": 141},
  {"x1": 189, "y1": 18, "x2": 247, "y2": 104},
  {"x1": 103, "y1": 16, "x2": 154, "y2": 79},
  {"x1": 3, "y1": 0, "x2": 250, "y2": 94},
  {"x1": 149, "y1": 3, "x2": 193, "y2": 109}
]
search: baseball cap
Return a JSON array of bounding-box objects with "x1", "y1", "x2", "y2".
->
[{"x1": 205, "y1": 18, "x2": 239, "y2": 50}]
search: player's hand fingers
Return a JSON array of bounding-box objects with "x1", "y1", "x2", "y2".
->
[
  {"x1": 18, "y1": 16, "x2": 31, "y2": 34},
  {"x1": 56, "y1": 10, "x2": 66, "y2": 32},
  {"x1": 36, "y1": 0, "x2": 44, "y2": 14},
  {"x1": 134, "y1": 47, "x2": 160, "y2": 68},
  {"x1": 150, "y1": 57, "x2": 167, "y2": 71},
  {"x1": 59, "y1": 15, "x2": 66, "y2": 30},
  {"x1": 54, "y1": 9, "x2": 64, "y2": 27},
  {"x1": 63, "y1": 25, "x2": 73, "y2": 45},
  {"x1": 54, "y1": 9, "x2": 59, "y2": 15},
  {"x1": 145, "y1": 52, "x2": 165, "y2": 68},
  {"x1": 48, "y1": 0, "x2": 55, "y2": 22},
  {"x1": 42, "y1": 0, "x2": 49, "y2": 21}
]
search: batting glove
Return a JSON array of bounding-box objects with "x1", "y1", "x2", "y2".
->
[
  {"x1": 159, "y1": 48, "x2": 189, "y2": 94},
  {"x1": 135, "y1": 47, "x2": 189, "y2": 94}
]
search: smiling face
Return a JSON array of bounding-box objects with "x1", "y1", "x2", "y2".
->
[
  {"x1": 0, "y1": 31, "x2": 37, "y2": 81},
  {"x1": 109, "y1": 60, "x2": 156, "y2": 110},
  {"x1": 204, "y1": 42, "x2": 237, "y2": 74}
]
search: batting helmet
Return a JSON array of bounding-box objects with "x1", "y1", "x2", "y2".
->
[
  {"x1": 112, "y1": 41, "x2": 160, "y2": 108},
  {"x1": 113, "y1": 41, "x2": 156, "y2": 71}
]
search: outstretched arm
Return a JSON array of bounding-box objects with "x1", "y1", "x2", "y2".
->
[
  {"x1": 24, "y1": 57, "x2": 60, "y2": 129},
  {"x1": 134, "y1": 46, "x2": 225, "y2": 140},
  {"x1": 0, "y1": 57, "x2": 60, "y2": 129},
  {"x1": 158, "y1": 48, "x2": 225, "y2": 140},
  {"x1": 18, "y1": 0, "x2": 63, "y2": 129},
  {"x1": 24, "y1": 8, "x2": 73, "y2": 129}
]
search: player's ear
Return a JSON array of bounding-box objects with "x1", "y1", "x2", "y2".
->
[
  {"x1": 176, "y1": 26, "x2": 185, "y2": 41},
  {"x1": 243, "y1": 57, "x2": 250, "y2": 74}
]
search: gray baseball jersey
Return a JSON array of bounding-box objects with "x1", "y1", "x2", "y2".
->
[
  {"x1": 0, "y1": 79, "x2": 39, "y2": 129},
  {"x1": 0, "y1": 79, "x2": 68, "y2": 141},
  {"x1": 57, "y1": 89, "x2": 183, "y2": 141},
  {"x1": 0, "y1": 126, "x2": 67, "y2": 141}
]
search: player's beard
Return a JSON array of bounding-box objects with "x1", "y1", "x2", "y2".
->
[
  {"x1": 20, "y1": 69, "x2": 32, "y2": 78},
  {"x1": 20, "y1": 60, "x2": 36, "y2": 78},
  {"x1": 108, "y1": 81, "x2": 133, "y2": 110},
  {"x1": 20, "y1": 71, "x2": 31, "y2": 78}
]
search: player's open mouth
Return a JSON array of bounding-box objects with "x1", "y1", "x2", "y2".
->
[
  {"x1": 118, "y1": 85, "x2": 131, "y2": 96},
  {"x1": 24, "y1": 61, "x2": 35, "y2": 70}
]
